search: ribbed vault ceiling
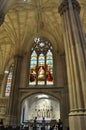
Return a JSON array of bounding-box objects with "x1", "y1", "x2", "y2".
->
[{"x1": 0, "y1": 0, "x2": 86, "y2": 74}]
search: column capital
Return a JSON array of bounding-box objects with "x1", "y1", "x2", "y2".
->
[
  {"x1": 58, "y1": 0, "x2": 80, "y2": 15},
  {"x1": 0, "y1": 12, "x2": 4, "y2": 26}
]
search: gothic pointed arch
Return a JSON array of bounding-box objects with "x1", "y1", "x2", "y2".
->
[{"x1": 29, "y1": 37, "x2": 54, "y2": 86}]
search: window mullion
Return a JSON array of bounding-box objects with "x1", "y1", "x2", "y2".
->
[
  {"x1": 45, "y1": 54, "x2": 47, "y2": 85},
  {"x1": 36, "y1": 54, "x2": 39, "y2": 85}
]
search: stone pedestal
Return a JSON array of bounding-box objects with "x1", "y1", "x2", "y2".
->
[{"x1": 69, "y1": 112, "x2": 86, "y2": 130}]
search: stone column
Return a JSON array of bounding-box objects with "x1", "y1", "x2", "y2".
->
[
  {"x1": 6, "y1": 55, "x2": 23, "y2": 126},
  {"x1": 0, "y1": 74, "x2": 4, "y2": 96},
  {"x1": 58, "y1": 0, "x2": 86, "y2": 130}
]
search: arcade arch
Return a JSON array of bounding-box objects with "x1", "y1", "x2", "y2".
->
[{"x1": 21, "y1": 93, "x2": 60, "y2": 123}]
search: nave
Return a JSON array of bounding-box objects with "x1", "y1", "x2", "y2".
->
[{"x1": 0, "y1": 0, "x2": 86, "y2": 130}]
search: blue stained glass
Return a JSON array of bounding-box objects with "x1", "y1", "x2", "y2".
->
[
  {"x1": 47, "y1": 50, "x2": 52, "y2": 55},
  {"x1": 30, "y1": 52, "x2": 37, "y2": 68},
  {"x1": 47, "y1": 57, "x2": 52, "y2": 60},
  {"x1": 46, "y1": 50, "x2": 53, "y2": 85},
  {"x1": 31, "y1": 50, "x2": 37, "y2": 56},
  {"x1": 29, "y1": 38, "x2": 54, "y2": 86},
  {"x1": 39, "y1": 54, "x2": 44, "y2": 63},
  {"x1": 38, "y1": 53, "x2": 45, "y2": 85},
  {"x1": 31, "y1": 59, "x2": 37, "y2": 62},
  {"x1": 5, "y1": 66, "x2": 14, "y2": 96},
  {"x1": 29, "y1": 50, "x2": 37, "y2": 85}
]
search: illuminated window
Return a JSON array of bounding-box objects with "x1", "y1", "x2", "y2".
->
[
  {"x1": 29, "y1": 38, "x2": 54, "y2": 86},
  {"x1": 5, "y1": 64, "x2": 14, "y2": 96},
  {"x1": 46, "y1": 50, "x2": 53, "y2": 85}
]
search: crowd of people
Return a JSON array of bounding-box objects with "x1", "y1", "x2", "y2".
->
[
  {"x1": 33, "y1": 118, "x2": 63, "y2": 130},
  {"x1": 0, "y1": 118, "x2": 66, "y2": 130},
  {"x1": 0, "y1": 119, "x2": 26, "y2": 130}
]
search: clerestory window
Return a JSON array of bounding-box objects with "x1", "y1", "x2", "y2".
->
[
  {"x1": 5, "y1": 64, "x2": 14, "y2": 96},
  {"x1": 29, "y1": 37, "x2": 54, "y2": 86}
]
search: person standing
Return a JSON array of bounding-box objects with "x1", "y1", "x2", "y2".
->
[
  {"x1": 42, "y1": 117, "x2": 46, "y2": 130},
  {"x1": 57, "y1": 119, "x2": 63, "y2": 130},
  {"x1": 0, "y1": 119, "x2": 4, "y2": 130},
  {"x1": 33, "y1": 117, "x2": 37, "y2": 130}
]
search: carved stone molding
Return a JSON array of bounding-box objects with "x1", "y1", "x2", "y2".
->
[
  {"x1": 58, "y1": 0, "x2": 80, "y2": 15},
  {"x1": 0, "y1": 98, "x2": 8, "y2": 115},
  {"x1": 0, "y1": 106, "x2": 6, "y2": 115},
  {"x1": 0, "y1": 98, "x2": 8, "y2": 105}
]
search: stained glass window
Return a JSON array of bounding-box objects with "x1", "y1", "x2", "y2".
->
[
  {"x1": 29, "y1": 51, "x2": 37, "y2": 85},
  {"x1": 46, "y1": 50, "x2": 53, "y2": 85},
  {"x1": 5, "y1": 64, "x2": 14, "y2": 96},
  {"x1": 29, "y1": 37, "x2": 54, "y2": 86},
  {"x1": 38, "y1": 53, "x2": 45, "y2": 85}
]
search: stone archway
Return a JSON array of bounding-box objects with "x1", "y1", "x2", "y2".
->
[{"x1": 20, "y1": 93, "x2": 60, "y2": 124}]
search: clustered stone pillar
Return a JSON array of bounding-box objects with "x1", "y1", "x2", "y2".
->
[
  {"x1": 58, "y1": 0, "x2": 86, "y2": 130},
  {"x1": 7, "y1": 55, "x2": 23, "y2": 126},
  {"x1": 0, "y1": 12, "x2": 4, "y2": 95},
  {"x1": 0, "y1": 74, "x2": 4, "y2": 96}
]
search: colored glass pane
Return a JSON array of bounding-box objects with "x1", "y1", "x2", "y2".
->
[
  {"x1": 39, "y1": 42, "x2": 45, "y2": 47},
  {"x1": 5, "y1": 66, "x2": 14, "y2": 97},
  {"x1": 29, "y1": 38, "x2": 54, "y2": 86},
  {"x1": 46, "y1": 50, "x2": 53, "y2": 85},
  {"x1": 38, "y1": 53, "x2": 45, "y2": 85},
  {"x1": 29, "y1": 51, "x2": 37, "y2": 85}
]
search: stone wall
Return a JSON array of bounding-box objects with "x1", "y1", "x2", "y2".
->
[{"x1": 0, "y1": 98, "x2": 8, "y2": 119}]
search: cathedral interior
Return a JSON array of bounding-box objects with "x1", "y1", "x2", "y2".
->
[{"x1": 0, "y1": 0, "x2": 86, "y2": 130}]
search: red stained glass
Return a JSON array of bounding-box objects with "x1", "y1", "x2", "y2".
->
[{"x1": 29, "y1": 38, "x2": 53, "y2": 85}]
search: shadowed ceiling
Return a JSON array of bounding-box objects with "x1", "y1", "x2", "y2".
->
[{"x1": 0, "y1": 0, "x2": 86, "y2": 74}]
